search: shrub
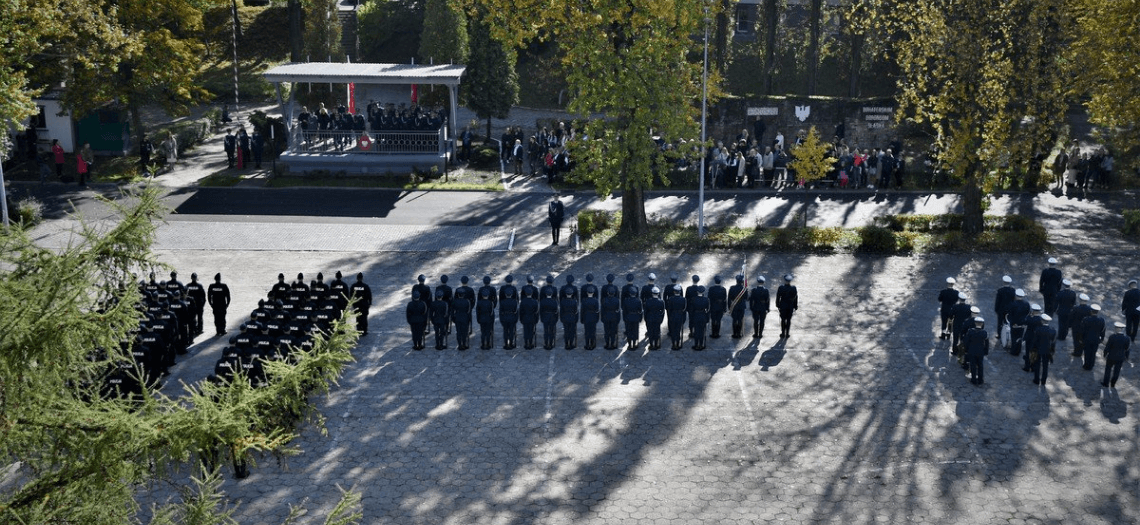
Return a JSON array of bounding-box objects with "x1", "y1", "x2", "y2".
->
[
  {"x1": 15, "y1": 197, "x2": 43, "y2": 227},
  {"x1": 578, "y1": 209, "x2": 613, "y2": 238},
  {"x1": 857, "y1": 226, "x2": 898, "y2": 253},
  {"x1": 1123, "y1": 209, "x2": 1140, "y2": 236},
  {"x1": 467, "y1": 146, "x2": 500, "y2": 169}
]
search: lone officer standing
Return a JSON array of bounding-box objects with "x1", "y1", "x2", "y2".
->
[
  {"x1": 964, "y1": 317, "x2": 989, "y2": 385},
  {"x1": 1122, "y1": 279, "x2": 1140, "y2": 342},
  {"x1": 1078, "y1": 304, "x2": 1106, "y2": 370},
  {"x1": 207, "y1": 273, "x2": 230, "y2": 336},
  {"x1": 407, "y1": 290, "x2": 429, "y2": 350},
  {"x1": 938, "y1": 277, "x2": 959, "y2": 339},
  {"x1": 580, "y1": 282, "x2": 600, "y2": 350},
  {"x1": 1029, "y1": 314, "x2": 1056, "y2": 385},
  {"x1": 548, "y1": 195, "x2": 565, "y2": 245},
  {"x1": 601, "y1": 282, "x2": 622, "y2": 350},
  {"x1": 728, "y1": 275, "x2": 749, "y2": 338},
  {"x1": 520, "y1": 287, "x2": 540, "y2": 349},
  {"x1": 1102, "y1": 322, "x2": 1131, "y2": 388},
  {"x1": 185, "y1": 273, "x2": 207, "y2": 336},
  {"x1": 540, "y1": 286, "x2": 560, "y2": 350},
  {"x1": 500, "y1": 286, "x2": 520, "y2": 349},
  {"x1": 666, "y1": 284, "x2": 687, "y2": 350},
  {"x1": 643, "y1": 287, "x2": 665, "y2": 350},
  {"x1": 776, "y1": 274, "x2": 798, "y2": 339},
  {"x1": 749, "y1": 276, "x2": 770, "y2": 339},
  {"x1": 560, "y1": 280, "x2": 579, "y2": 349},
  {"x1": 690, "y1": 286, "x2": 711, "y2": 350},
  {"x1": 350, "y1": 273, "x2": 373, "y2": 336},
  {"x1": 708, "y1": 276, "x2": 728, "y2": 338},
  {"x1": 993, "y1": 275, "x2": 1016, "y2": 341},
  {"x1": 622, "y1": 286, "x2": 643, "y2": 351},
  {"x1": 430, "y1": 290, "x2": 451, "y2": 350},
  {"x1": 1056, "y1": 279, "x2": 1077, "y2": 341},
  {"x1": 451, "y1": 290, "x2": 473, "y2": 350},
  {"x1": 476, "y1": 288, "x2": 496, "y2": 349},
  {"x1": 1039, "y1": 258, "x2": 1063, "y2": 316}
]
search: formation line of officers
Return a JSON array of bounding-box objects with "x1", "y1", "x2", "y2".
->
[
  {"x1": 405, "y1": 272, "x2": 800, "y2": 351},
  {"x1": 937, "y1": 258, "x2": 1136, "y2": 388}
]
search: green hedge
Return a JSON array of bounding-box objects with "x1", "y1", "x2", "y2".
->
[
  {"x1": 873, "y1": 213, "x2": 1039, "y2": 233},
  {"x1": 1124, "y1": 209, "x2": 1140, "y2": 236}
]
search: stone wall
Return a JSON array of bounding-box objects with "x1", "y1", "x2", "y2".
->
[{"x1": 707, "y1": 96, "x2": 900, "y2": 151}]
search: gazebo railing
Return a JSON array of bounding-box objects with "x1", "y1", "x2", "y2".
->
[{"x1": 290, "y1": 128, "x2": 446, "y2": 155}]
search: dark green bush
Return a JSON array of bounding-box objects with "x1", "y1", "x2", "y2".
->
[
  {"x1": 858, "y1": 226, "x2": 898, "y2": 253},
  {"x1": 1123, "y1": 209, "x2": 1140, "y2": 236},
  {"x1": 467, "y1": 146, "x2": 501, "y2": 169}
]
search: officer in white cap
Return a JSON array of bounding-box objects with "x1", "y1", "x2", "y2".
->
[
  {"x1": 950, "y1": 293, "x2": 973, "y2": 353},
  {"x1": 776, "y1": 274, "x2": 798, "y2": 338},
  {"x1": 1102, "y1": 321, "x2": 1131, "y2": 387},
  {"x1": 1055, "y1": 279, "x2": 1077, "y2": 341},
  {"x1": 964, "y1": 316, "x2": 990, "y2": 385},
  {"x1": 993, "y1": 275, "x2": 1016, "y2": 340},
  {"x1": 1039, "y1": 257, "x2": 1063, "y2": 315},
  {"x1": 1007, "y1": 289, "x2": 1031, "y2": 355},
  {"x1": 1022, "y1": 304, "x2": 1045, "y2": 371},
  {"x1": 1122, "y1": 279, "x2": 1140, "y2": 342},
  {"x1": 1069, "y1": 293, "x2": 1093, "y2": 356},
  {"x1": 1078, "y1": 304, "x2": 1106, "y2": 370},
  {"x1": 938, "y1": 277, "x2": 959, "y2": 339},
  {"x1": 1029, "y1": 314, "x2": 1057, "y2": 385}
]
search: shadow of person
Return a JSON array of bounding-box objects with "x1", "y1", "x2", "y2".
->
[
  {"x1": 731, "y1": 344, "x2": 759, "y2": 370},
  {"x1": 758, "y1": 339, "x2": 787, "y2": 371},
  {"x1": 1100, "y1": 387, "x2": 1127, "y2": 424}
]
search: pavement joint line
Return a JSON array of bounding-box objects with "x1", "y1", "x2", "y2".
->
[
  {"x1": 734, "y1": 368, "x2": 766, "y2": 458},
  {"x1": 908, "y1": 346, "x2": 988, "y2": 467},
  {"x1": 543, "y1": 351, "x2": 556, "y2": 440},
  {"x1": 508, "y1": 228, "x2": 516, "y2": 251},
  {"x1": 851, "y1": 459, "x2": 978, "y2": 477}
]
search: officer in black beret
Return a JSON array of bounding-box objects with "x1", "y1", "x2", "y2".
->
[
  {"x1": 560, "y1": 282, "x2": 579, "y2": 349},
  {"x1": 708, "y1": 276, "x2": 728, "y2": 338},
  {"x1": 581, "y1": 273, "x2": 599, "y2": 300},
  {"x1": 500, "y1": 285, "x2": 520, "y2": 349},
  {"x1": 601, "y1": 273, "x2": 619, "y2": 301},
  {"x1": 621, "y1": 273, "x2": 638, "y2": 300},
  {"x1": 412, "y1": 274, "x2": 432, "y2": 334},
  {"x1": 519, "y1": 286, "x2": 540, "y2": 349},
  {"x1": 430, "y1": 289, "x2": 450, "y2": 349},
  {"x1": 540, "y1": 285, "x2": 560, "y2": 350},
  {"x1": 749, "y1": 276, "x2": 769, "y2": 338},
  {"x1": 186, "y1": 273, "x2": 207, "y2": 336},
  {"x1": 521, "y1": 275, "x2": 539, "y2": 305},
  {"x1": 479, "y1": 276, "x2": 498, "y2": 310},
  {"x1": 350, "y1": 273, "x2": 372, "y2": 335},
  {"x1": 644, "y1": 286, "x2": 665, "y2": 350},
  {"x1": 601, "y1": 284, "x2": 622, "y2": 350},
  {"x1": 728, "y1": 275, "x2": 748, "y2": 338},
  {"x1": 775, "y1": 274, "x2": 798, "y2": 338},
  {"x1": 452, "y1": 289, "x2": 474, "y2": 350},
  {"x1": 666, "y1": 284, "x2": 687, "y2": 350},
  {"x1": 581, "y1": 281, "x2": 600, "y2": 350},
  {"x1": 621, "y1": 285, "x2": 643, "y2": 350},
  {"x1": 476, "y1": 288, "x2": 496, "y2": 349},
  {"x1": 540, "y1": 275, "x2": 558, "y2": 302},
  {"x1": 499, "y1": 275, "x2": 518, "y2": 304}
]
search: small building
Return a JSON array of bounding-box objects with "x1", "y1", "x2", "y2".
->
[{"x1": 10, "y1": 92, "x2": 131, "y2": 155}]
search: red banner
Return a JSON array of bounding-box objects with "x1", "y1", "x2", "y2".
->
[{"x1": 348, "y1": 83, "x2": 356, "y2": 113}]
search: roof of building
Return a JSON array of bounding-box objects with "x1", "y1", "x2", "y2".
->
[{"x1": 263, "y1": 63, "x2": 466, "y2": 86}]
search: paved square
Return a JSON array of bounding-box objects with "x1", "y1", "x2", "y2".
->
[{"x1": 141, "y1": 247, "x2": 1138, "y2": 525}]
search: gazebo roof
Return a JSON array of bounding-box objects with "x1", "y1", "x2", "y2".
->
[{"x1": 263, "y1": 62, "x2": 466, "y2": 86}]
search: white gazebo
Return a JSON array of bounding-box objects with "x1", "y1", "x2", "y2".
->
[{"x1": 264, "y1": 62, "x2": 466, "y2": 174}]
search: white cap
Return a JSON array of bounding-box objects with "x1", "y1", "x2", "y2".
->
[
  {"x1": 958, "y1": 292, "x2": 968, "y2": 300},
  {"x1": 1048, "y1": 257, "x2": 1058, "y2": 264},
  {"x1": 1015, "y1": 289, "x2": 1026, "y2": 297},
  {"x1": 1091, "y1": 304, "x2": 1102, "y2": 312},
  {"x1": 1115, "y1": 321, "x2": 1126, "y2": 328},
  {"x1": 946, "y1": 277, "x2": 956, "y2": 285},
  {"x1": 1079, "y1": 293, "x2": 1090, "y2": 301},
  {"x1": 1062, "y1": 279, "x2": 1071, "y2": 286},
  {"x1": 974, "y1": 317, "x2": 985, "y2": 324},
  {"x1": 1030, "y1": 304, "x2": 1042, "y2": 312},
  {"x1": 1002, "y1": 275, "x2": 1012, "y2": 283},
  {"x1": 970, "y1": 306, "x2": 980, "y2": 314},
  {"x1": 647, "y1": 273, "x2": 657, "y2": 280},
  {"x1": 1040, "y1": 314, "x2": 1052, "y2": 322}
]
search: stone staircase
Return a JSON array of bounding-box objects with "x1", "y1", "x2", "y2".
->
[{"x1": 337, "y1": 7, "x2": 358, "y2": 61}]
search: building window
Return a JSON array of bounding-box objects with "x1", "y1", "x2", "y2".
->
[
  {"x1": 736, "y1": 5, "x2": 755, "y2": 34},
  {"x1": 31, "y1": 106, "x2": 47, "y2": 129}
]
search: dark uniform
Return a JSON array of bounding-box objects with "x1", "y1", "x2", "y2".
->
[
  {"x1": 1068, "y1": 297, "x2": 1092, "y2": 356},
  {"x1": 749, "y1": 278, "x2": 770, "y2": 339},
  {"x1": 411, "y1": 274, "x2": 432, "y2": 334},
  {"x1": 937, "y1": 280, "x2": 959, "y2": 339},
  {"x1": 1078, "y1": 309, "x2": 1106, "y2": 370},
  {"x1": 456, "y1": 276, "x2": 475, "y2": 336},
  {"x1": 430, "y1": 290, "x2": 450, "y2": 349},
  {"x1": 622, "y1": 274, "x2": 639, "y2": 301},
  {"x1": 1122, "y1": 282, "x2": 1140, "y2": 342},
  {"x1": 621, "y1": 292, "x2": 643, "y2": 350},
  {"x1": 1055, "y1": 284, "x2": 1077, "y2": 340},
  {"x1": 436, "y1": 275, "x2": 454, "y2": 336},
  {"x1": 993, "y1": 279, "x2": 1016, "y2": 338},
  {"x1": 963, "y1": 321, "x2": 989, "y2": 385},
  {"x1": 1021, "y1": 307, "x2": 1044, "y2": 371},
  {"x1": 1102, "y1": 327, "x2": 1131, "y2": 387},
  {"x1": 601, "y1": 274, "x2": 620, "y2": 305},
  {"x1": 689, "y1": 287, "x2": 711, "y2": 350},
  {"x1": 728, "y1": 275, "x2": 749, "y2": 338},
  {"x1": 601, "y1": 285, "x2": 622, "y2": 350},
  {"x1": 581, "y1": 286, "x2": 601, "y2": 350},
  {"x1": 479, "y1": 276, "x2": 498, "y2": 311},
  {"x1": 685, "y1": 275, "x2": 701, "y2": 337},
  {"x1": 540, "y1": 288, "x2": 560, "y2": 349},
  {"x1": 663, "y1": 276, "x2": 681, "y2": 300},
  {"x1": 500, "y1": 287, "x2": 520, "y2": 349},
  {"x1": 270, "y1": 274, "x2": 291, "y2": 302},
  {"x1": 476, "y1": 289, "x2": 496, "y2": 349},
  {"x1": 451, "y1": 290, "x2": 473, "y2": 350},
  {"x1": 1029, "y1": 321, "x2": 1057, "y2": 385},
  {"x1": 521, "y1": 276, "x2": 539, "y2": 309},
  {"x1": 708, "y1": 277, "x2": 728, "y2": 338},
  {"x1": 640, "y1": 273, "x2": 658, "y2": 304},
  {"x1": 949, "y1": 295, "x2": 972, "y2": 354},
  {"x1": 548, "y1": 198, "x2": 565, "y2": 245},
  {"x1": 350, "y1": 273, "x2": 373, "y2": 335},
  {"x1": 520, "y1": 287, "x2": 540, "y2": 349},
  {"x1": 1006, "y1": 295, "x2": 1031, "y2": 355},
  {"x1": 540, "y1": 276, "x2": 558, "y2": 306},
  {"x1": 207, "y1": 274, "x2": 230, "y2": 336},
  {"x1": 499, "y1": 275, "x2": 519, "y2": 305},
  {"x1": 643, "y1": 288, "x2": 665, "y2": 350},
  {"x1": 1038, "y1": 261, "x2": 1063, "y2": 316},
  {"x1": 666, "y1": 285, "x2": 687, "y2": 350},
  {"x1": 560, "y1": 287, "x2": 579, "y2": 349},
  {"x1": 775, "y1": 275, "x2": 798, "y2": 338},
  {"x1": 186, "y1": 274, "x2": 207, "y2": 336}
]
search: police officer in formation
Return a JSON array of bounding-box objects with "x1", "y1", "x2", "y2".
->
[
  {"x1": 1006, "y1": 289, "x2": 1030, "y2": 355},
  {"x1": 643, "y1": 287, "x2": 665, "y2": 350},
  {"x1": 1029, "y1": 314, "x2": 1056, "y2": 385},
  {"x1": 708, "y1": 277, "x2": 727, "y2": 338},
  {"x1": 186, "y1": 273, "x2": 207, "y2": 336},
  {"x1": 559, "y1": 275, "x2": 579, "y2": 349},
  {"x1": 689, "y1": 286, "x2": 711, "y2": 350},
  {"x1": 1055, "y1": 279, "x2": 1077, "y2": 341},
  {"x1": 728, "y1": 275, "x2": 749, "y2": 339},
  {"x1": 350, "y1": 273, "x2": 372, "y2": 335},
  {"x1": 749, "y1": 276, "x2": 770, "y2": 339},
  {"x1": 430, "y1": 289, "x2": 451, "y2": 349},
  {"x1": 451, "y1": 289, "x2": 473, "y2": 350},
  {"x1": 1077, "y1": 304, "x2": 1105, "y2": 370},
  {"x1": 937, "y1": 277, "x2": 959, "y2": 339},
  {"x1": 776, "y1": 274, "x2": 798, "y2": 339},
  {"x1": 993, "y1": 275, "x2": 1016, "y2": 341},
  {"x1": 1038, "y1": 257, "x2": 1064, "y2": 316},
  {"x1": 539, "y1": 282, "x2": 559, "y2": 349},
  {"x1": 963, "y1": 317, "x2": 989, "y2": 385},
  {"x1": 1102, "y1": 322, "x2": 1131, "y2": 388},
  {"x1": 207, "y1": 273, "x2": 231, "y2": 336},
  {"x1": 1123, "y1": 280, "x2": 1140, "y2": 343},
  {"x1": 666, "y1": 284, "x2": 687, "y2": 350},
  {"x1": 520, "y1": 284, "x2": 540, "y2": 349},
  {"x1": 580, "y1": 277, "x2": 601, "y2": 350},
  {"x1": 407, "y1": 290, "x2": 429, "y2": 350},
  {"x1": 685, "y1": 275, "x2": 701, "y2": 337},
  {"x1": 500, "y1": 284, "x2": 520, "y2": 349},
  {"x1": 601, "y1": 277, "x2": 622, "y2": 350},
  {"x1": 621, "y1": 279, "x2": 643, "y2": 350},
  {"x1": 476, "y1": 288, "x2": 496, "y2": 349}
]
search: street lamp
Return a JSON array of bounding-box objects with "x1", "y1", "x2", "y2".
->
[{"x1": 698, "y1": 3, "x2": 710, "y2": 238}]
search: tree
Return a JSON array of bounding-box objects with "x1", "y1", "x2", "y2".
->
[
  {"x1": 761, "y1": 0, "x2": 781, "y2": 95},
  {"x1": 0, "y1": 189, "x2": 360, "y2": 524},
  {"x1": 890, "y1": 0, "x2": 1070, "y2": 234},
  {"x1": 806, "y1": 0, "x2": 822, "y2": 95},
  {"x1": 418, "y1": 0, "x2": 469, "y2": 107},
  {"x1": 789, "y1": 126, "x2": 835, "y2": 186},
  {"x1": 463, "y1": 13, "x2": 519, "y2": 141},
  {"x1": 474, "y1": 0, "x2": 707, "y2": 235},
  {"x1": 303, "y1": 0, "x2": 343, "y2": 62},
  {"x1": 1070, "y1": 0, "x2": 1140, "y2": 169}
]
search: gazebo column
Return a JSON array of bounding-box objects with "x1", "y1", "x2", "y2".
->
[{"x1": 448, "y1": 83, "x2": 459, "y2": 157}]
